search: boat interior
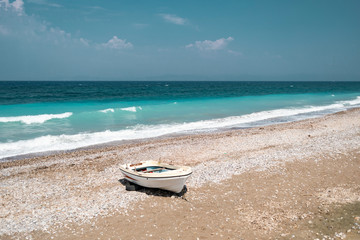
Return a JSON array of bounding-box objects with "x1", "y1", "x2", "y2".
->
[{"x1": 134, "y1": 166, "x2": 174, "y2": 173}]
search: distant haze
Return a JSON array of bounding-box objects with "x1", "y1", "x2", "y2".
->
[{"x1": 1, "y1": 0, "x2": 360, "y2": 81}]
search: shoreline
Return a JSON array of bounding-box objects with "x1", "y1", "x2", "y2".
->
[
  {"x1": 2, "y1": 104, "x2": 359, "y2": 163},
  {"x1": 1, "y1": 108, "x2": 359, "y2": 239}
]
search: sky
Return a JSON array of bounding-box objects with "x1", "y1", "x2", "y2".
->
[{"x1": 0, "y1": 0, "x2": 360, "y2": 80}]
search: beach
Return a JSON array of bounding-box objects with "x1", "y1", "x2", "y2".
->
[
  {"x1": 1, "y1": 108, "x2": 360, "y2": 239},
  {"x1": 2, "y1": 0, "x2": 360, "y2": 238}
]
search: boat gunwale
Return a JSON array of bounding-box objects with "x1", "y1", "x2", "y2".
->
[{"x1": 119, "y1": 167, "x2": 192, "y2": 179}]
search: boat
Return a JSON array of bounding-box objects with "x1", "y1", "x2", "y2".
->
[{"x1": 119, "y1": 161, "x2": 192, "y2": 193}]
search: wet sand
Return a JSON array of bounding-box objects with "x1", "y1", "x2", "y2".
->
[{"x1": 1, "y1": 108, "x2": 360, "y2": 239}]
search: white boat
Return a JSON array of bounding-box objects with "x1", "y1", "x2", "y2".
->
[{"x1": 119, "y1": 161, "x2": 192, "y2": 193}]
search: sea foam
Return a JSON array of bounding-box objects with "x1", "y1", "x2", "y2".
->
[
  {"x1": 120, "y1": 106, "x2": 142, "y2": 112},
  {"x1": 1, "y1": 98, "x2": 359, "y2": 160},
  {"x1": 99, "y1": 108, "x2": 115, "y2": 113},
  {"x1": 0, "y1": 112, "x2": 73, "y2": 124},
  {"x1": 337, "y1": 96, "x2": 360, "y2": 106}
]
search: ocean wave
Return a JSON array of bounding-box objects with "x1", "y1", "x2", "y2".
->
[
  {"x1": 1, "y1": 98, "x2": 359, "y2": 159},
  {"x1": 336, "y1": 96, "x2": 360, "y2": 106},
  {"x1": 120, "y1": 106, "x2": 142, "y2": 112},
  {"x1": 0, "y1": 112, "x2": 73, "y2": 125},
  {"x1": 99, "y1": 108, "x2": 115, "y2": 113}
]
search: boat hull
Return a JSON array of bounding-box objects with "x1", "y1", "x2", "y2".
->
[
  {"x1": 119, "y1": 161, "x2": 192, "y2": 193},
  {"x1": 120, "y1": 169, "x2": 191, "y2": 193}
]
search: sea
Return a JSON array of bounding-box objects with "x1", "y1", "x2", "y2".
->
[{"x1": 1, "y1": 81, "x2": 360, "y2": 160}]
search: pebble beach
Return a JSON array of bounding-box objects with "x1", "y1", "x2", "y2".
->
[{"x1": 1, "y1": 108, "x2": 360, "y2": 239}]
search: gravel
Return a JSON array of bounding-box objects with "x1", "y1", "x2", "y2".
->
[{"x1": 0, "y1": 109, "x2": 359, "y2": 236}]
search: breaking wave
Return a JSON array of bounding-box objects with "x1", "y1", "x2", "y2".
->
[
  {"x1": 99, "y1": 108, "x2": 115, "y2": 113},
  {"x1": 336, "y1": 96, "x2": 360, "y2": 106},
  {"x1": 120, "y1": 106, "x2": 142, "y2": 112},
  {"x1": 1, "y1": 97, "x2": 359, "y2": 159},
  {"x1": 0, "y1": 112, "x2": 73, "y2": 125}
]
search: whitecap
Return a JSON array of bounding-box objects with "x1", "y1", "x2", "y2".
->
[
  {"x1": 1, "y1": 98, "x2": 359, "y2": 159},
  {"x1": 336, "y1": 96, "x2": 360, "y2": 106},
  {"x1": 120, "y1": 106, "x2": 142, "y2": 112},
  {"x1": 0, "y1": 112, "x2": 73, "y2": 125},
  {"x1": 99, "y1": 108, "x2": 115, "y2": 113},
  {"x1": 0, "y1": 97, "x2": 360, "y2": 159}
]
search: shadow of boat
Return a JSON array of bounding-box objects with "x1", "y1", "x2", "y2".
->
[{"x1": 119, "y1": 178, "x2": 188, "y2": 197}]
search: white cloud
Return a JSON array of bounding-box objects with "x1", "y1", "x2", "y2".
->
[
  {"x1": 228, "y1": 50, "x2": 242, "y2": 56},
  {"x1": 0, "y1": 1, "x2": 133, "y2": 53},
  {"x1": 0, "y1": 0, "x2": 92, "y2": 47},
  {"x1": 88, "y1": 6, "x2": 105, "y2": 10},
  {"x1": 11, "y1": 0, "x2": 23, "y2": 12},
  {"x1": 0, "y1": 0, "x2": 24, "y2": 15},
  {"x1": 79, "y1": 38, "x2": 90, "y2": 47},
  {"x1": 28, "y1": 0, "x2": 62, "y2": 8},
  {"x1": 159, "y1": 14, "x2": 187, "y2": 25},
  {"x1": 101, "y1": 36, "x2": 133, "y2": 50},
  {"x1": 186, "y1": 37, "x2": 234, "y2": 51}
]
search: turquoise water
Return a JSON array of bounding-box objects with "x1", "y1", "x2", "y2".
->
[{"x1": 0, "y1": 81, "x2": 360, "y2": 159}]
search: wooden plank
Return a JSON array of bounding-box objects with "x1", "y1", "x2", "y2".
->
[{"x1": 130, "y1": 163, "x2": 142, "y2": 167}]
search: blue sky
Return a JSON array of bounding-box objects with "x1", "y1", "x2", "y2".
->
[{"x1": 0, "y1": 0, "x2": 360, "y2": 80}]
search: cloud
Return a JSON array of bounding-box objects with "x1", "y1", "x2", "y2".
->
[
  {"x1": 0, "y1": 2, "x2": 131, "y2": 52},
  {"x1": 0, "y1": 1, "x2": 133, "y2": 52},
  {"x1": 79, "y1": 38, "x2": 90, "y2": 47},
  {"x1": 228, "y1": 50, "x2": 242, "y2": 56},
  {"x1": 159, "y1": 14, "x2": 187, "y2": 25},
  {"x1": 0, "y1": 0, "x2": 24, "y2": 15},
  {"x1": 186, "y1": 37, "x2": 234, "y2": 51},
  {"x1": 101, "y1": 36, "x2": 133, "y2": 50},
  {"x1": 28, "y1": 0, "x2": 62, "y2": 8},
  {"x1": 87, "y1": 6, "x2": 105, "y2": 10},
  {"x1": 10, "y1": 0, "x2": 23, "y2": 12},
  {"x1": 0, "y1": 0, "x2": 90, "y2": 46}
]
